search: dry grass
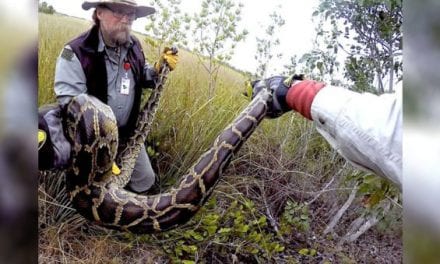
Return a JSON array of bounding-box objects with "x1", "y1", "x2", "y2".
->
[{"x1": 39, "y1": 224, "x2": 165, "y2": 263}]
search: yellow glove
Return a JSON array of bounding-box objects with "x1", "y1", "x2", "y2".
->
[
  {"x1": 38, "y1": 129, "x2": 47, "y2": 150},
  {"x1": 242, "y1": 80, "x2": 254, "y2": 100},
  {"x1": 112, "y1": 162, "x2": 121, "y2": 175},
  {"x1": 155, "y1": 46, "x2": 179, "y2": 72}
]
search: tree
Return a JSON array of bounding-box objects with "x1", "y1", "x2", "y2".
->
[
  {"x1": 303, "y1": 0, "x2": 402, "y2": 93},
  {"x1": 296, "y1": 19, "x2": 342, "y2": 85},
  {"x1": 145, "y1": 0, "x2": 187, "y2": 57},
  {"x1": 188, "y1": 0, "x2": 248, "y2": 98},
  {"x1": 254, "y1": 10, "x2": 285, "y2": 79},
  {"x1": 39, "y1": 1, "x2": 55, "y2": 15},
  {"x1": 282, "y1": 55, "x2": 299, "y2": 77}
]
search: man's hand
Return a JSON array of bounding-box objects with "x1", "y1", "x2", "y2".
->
[
  {"x1": 251, "y1": 74, "x2": 305, "y2": 118},
  {"x1": 155, "y1": 46, "x2": 179, "y2": 72}
]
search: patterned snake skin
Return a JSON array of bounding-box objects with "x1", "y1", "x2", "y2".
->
[{"x1": 64, "y1": 67, "x2": 272, "y2": 233}]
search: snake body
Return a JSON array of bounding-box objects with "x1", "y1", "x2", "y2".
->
[{"x1": 64, "y1": 68, "x2": 271, "y2": 233}]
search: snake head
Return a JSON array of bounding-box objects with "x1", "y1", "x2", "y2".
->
[{"x1": 250, "y1": 76, "x2": 293, "y2": 118}]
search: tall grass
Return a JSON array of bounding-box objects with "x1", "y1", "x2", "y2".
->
[{"x1": 38, "y1": 14, "x2": 90, "y2": 105}]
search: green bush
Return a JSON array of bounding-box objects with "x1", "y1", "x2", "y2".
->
[{"x1": 125, "y1": 195, "x2": 285, "y2": 263}]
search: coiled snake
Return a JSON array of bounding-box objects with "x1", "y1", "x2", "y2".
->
[{"x1": 64, "y1": 66, "x2": 271, "y2": 233}]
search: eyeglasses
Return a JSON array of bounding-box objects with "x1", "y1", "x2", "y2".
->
[{"x1": 102, "y1": 5, "x2": 137, "y2": 21}]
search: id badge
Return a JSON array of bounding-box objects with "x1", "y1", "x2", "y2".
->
[{"x1": 120, "y1": 77, "x2": 130, "y2": 95}]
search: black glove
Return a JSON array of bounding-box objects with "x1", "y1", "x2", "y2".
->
[
  {"x1": 251, "y1": 74, "x2": 305, "y2": 118},
  {"x1": 38, "y1": 104, "x2": 71, "y2": 170}
]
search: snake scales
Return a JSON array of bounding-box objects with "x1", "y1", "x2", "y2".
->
[{"x1": 64, "y1": 66, "x2": 271, "y2": 233}]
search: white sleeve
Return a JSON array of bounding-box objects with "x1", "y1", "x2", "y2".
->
[{"x1": 310, "y1": 86, "x2": 402, "y2": 189}]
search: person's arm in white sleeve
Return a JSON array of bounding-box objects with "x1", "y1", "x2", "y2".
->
[
  {"x1": 251, "y1": 76, "x2": 402, "y2": 190},
  {"x1": 310, "y1": 86, "x2": 402, "y2": 188}
]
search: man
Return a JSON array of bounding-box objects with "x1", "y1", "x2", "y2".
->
[
  {"x1": 251, "y1": 76, "x2": 402, "y2": 190},
  {"x1": 43, "y1": 0, "x2": 178, "y2": 194}
]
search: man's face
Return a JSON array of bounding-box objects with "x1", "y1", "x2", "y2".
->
[{"x1": 96, "y1": 4, "x2": 136, "y2": 46}]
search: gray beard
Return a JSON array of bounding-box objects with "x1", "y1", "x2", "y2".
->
[
  {"x1": 102, "y1": 25, "x2": 131, "y2": 46},
  {"x1": 111, "y1": 30, "x2": 130, "y2": 46}
]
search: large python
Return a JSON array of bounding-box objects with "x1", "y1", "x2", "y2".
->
[{"x1": 64, "y1": 66, "x2": 271, "y2": 233}]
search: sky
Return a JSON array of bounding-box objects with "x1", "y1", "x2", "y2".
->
[{"x1": 38, "y1": 0, "x2": 320, "y2": 75}]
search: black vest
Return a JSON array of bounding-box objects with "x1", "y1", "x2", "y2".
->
[{"x1": 68, "y1": 25, "x2": 147, "y2": 138}]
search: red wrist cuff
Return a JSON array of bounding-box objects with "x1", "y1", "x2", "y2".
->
[{"x1": 285, "y1": 80, "x2": 326, "y2": 120}]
